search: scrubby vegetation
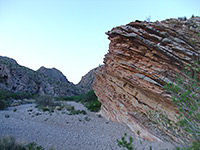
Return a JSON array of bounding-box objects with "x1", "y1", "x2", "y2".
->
[
  {"x1": 0, "y1": 135, "x2": 49, "y2": 150},
  {"x1": 58, "y1": 90, "x2": 101, "y2": 112},
  {"x1": 164, "y1": 63, "x2": 200, "y2": 147},
  {"x1": 117, "y1": 63, "x2": 199, "y2": 150},
  {"x1": 35, "y1": 95, "x2": 87, "y2": 115},
  {"x1": 117, "y1": 133, "x2": 134, "y2": 150},
  {"x1": 0, "y1": 89, "x2": 35, "y2": 110}
]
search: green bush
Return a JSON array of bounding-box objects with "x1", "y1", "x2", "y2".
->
[
  {"x1": 0, "y1": 89, "x2": 35, "y2": 101},
  {"x1": 85, "y1": 100, "x2": 101, "y2": 112},
  {"x1": 0, "y1": 89, "x2": 36, "y2": 110},
  {"x1": 60, "y1": 90, "x2": 101, "y2": 112},
  {"x1": 148, "y1": 63, "x2": 200, "y2": 148},
  {"x1": 0, "y1": 99, "x2": 8, "y2": 110},
  {"x1": 35, "y1": 95, "x2": 59, "y2": 107},
  {"x1": 0, "y1": 135, "x2": 26, "y2": 150},
  {"x1": 26, "y1": 142, "x2": 45, "y2": 150},
  {"x1": 0, "y1": 135, "x2": 47, "y2": 150},
  {"x1": 116, "y1": 133, "x2": 134, "y2": 150},
  {"x1": 164, "y1": 63, "x2": 200, "y2": 144}
]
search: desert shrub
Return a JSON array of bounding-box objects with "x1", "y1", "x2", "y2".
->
[
  {"x1": 65, "y1": 104, "x2": 75, "y2": 111},
  {"x1": 85, "y1": 100, "x2": 101, "y2": 112},
  {"x1": 0, "y1": 135, "x2": 25, "y2": 150},
  {"x1": 35, "y1": 95, "x2": 59, "y2": 107},
  {"x1": 0, "y1": 135, "x2": 48, "y2": 150},
  {"x1": 60, "y1": 90, "x2": 101, "y2": 112},
  {"x1": 148, "y1": 63, "x2": 200, "y2": 148},
  {"x1": 26, "y1": 142, "x2": 44, "y2": 150},
  {"x1": 0, "y1": 89, "x2": 35, "y2": 100},
  {"x1": 116, "y1": 133, "x2": 134, "y2": 150},
  {"x1": 69, "y1": 109, "x2": 87, "y2": 115},
  {"x1": 165, "y1": 63, "x2": 199, "y2": 144},
  {"x1": 35, "y1": 95, "x2": 63, "y2": 112},
  {"x1": 0, "y1": 99, "x2": 8, "y2": 110},
  {"x1": 0, "y1": 89, "x2": 36, "y2": 110}
]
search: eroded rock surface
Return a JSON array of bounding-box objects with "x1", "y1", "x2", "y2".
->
[{"x1": 93, "y1": 16, "x2": 200, "y2": 141}]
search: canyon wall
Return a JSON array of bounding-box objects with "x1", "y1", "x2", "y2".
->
[{"x1": 93, "y1": 17, "x2": 200, "y2": 141}]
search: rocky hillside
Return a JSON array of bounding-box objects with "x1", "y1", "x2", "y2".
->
[
  {"x1": 0, "y1": 56, "x2": 79, "y2": 96},
  {"x1": 37, "y1": 66, "x2": 70, "y2": 84},
  {"x1": 76, "y1": 68, "x2": 98, "y2": 94},
  {"x1": 93, "y1": 16, "x2": 200, "y2": 142}
]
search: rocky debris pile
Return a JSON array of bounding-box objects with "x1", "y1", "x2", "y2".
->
[{"x1": 93, "y1": 16, "x2": 200, "y2": 141}]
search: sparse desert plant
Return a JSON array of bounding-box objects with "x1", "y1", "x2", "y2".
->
[
  {"x1": 148, "y1": 63, "x2": 200, "y2": 148},
  {"x1": 26, "y1": 142, "x2": 45, "y2": 150},
  {"x1": 85, "y1": 100, "x2": 101, "y2": 112},
  {"x1": 164, "y1": 63, "x2": 200, "y2": 144},
  {"x1": 0, "y1": 89, "x2": 36, "y2": 110},
  {"x1": 116, "y1": 133, "x2": 134, "y2": 150},
  {"x1": 0, "y1": 99, "x2": 8, "y2": 110},
  {"x1": 65, "y1": 104, "x2": 75, "y2": 111},
  {"x1": 84, "y1": 116, "x2": 91, "y2": 121},
  {"x1": 61, "y1": 90, "x2": 101, "y2": 112},
  {"x1": 5, "y1": 114, "x2": 10, "y2": 118},
  {"x1": 69, "y1": 109, "x2": 87, "y2": 115},
  {"x1": 35, "y1": 95, "x2": 56, "y2": 107},
  {"x1": 35, "y1": 95, "x2": 62, "y2": 113},
  {"x1": 0, "y1": 135, "x2": 26, "y2": 150}
]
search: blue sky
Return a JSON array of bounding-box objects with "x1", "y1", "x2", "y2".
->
[{"x1": 0, "y1": 0, "x2": 199, "y2": 84}]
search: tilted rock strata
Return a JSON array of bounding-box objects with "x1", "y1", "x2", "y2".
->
[{"x1": 93, "y1": 17, "x2": 200, "y2": 141}]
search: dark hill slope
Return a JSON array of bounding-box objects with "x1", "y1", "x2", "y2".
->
[{"x1": 0, "y1": 56, "x2": 79, "y2": 96}]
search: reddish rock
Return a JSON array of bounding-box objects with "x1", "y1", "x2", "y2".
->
[{"x1": 93, "y1": 17, "x2": 200, "y2": 142}]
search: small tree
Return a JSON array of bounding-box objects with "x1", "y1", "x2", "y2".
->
[{"x1": 165, "y1": 63, "x2": 200, "y2": 143}]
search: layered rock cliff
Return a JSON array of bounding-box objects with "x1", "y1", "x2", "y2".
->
[
  {"x1": 93, "y1": 16, "x2": 200, "y2": 141},
  {"x1": 0, "y1": 56, "x2": 79, "y2": 96}
]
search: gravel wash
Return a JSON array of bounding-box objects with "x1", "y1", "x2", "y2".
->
[{"x1": 0, "y1": 103, "x2": 176, "y2": 150}]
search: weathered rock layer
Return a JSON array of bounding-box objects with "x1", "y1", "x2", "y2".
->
[{"x1": 93, "y1": 17, "x2": 200, "y2": 141}]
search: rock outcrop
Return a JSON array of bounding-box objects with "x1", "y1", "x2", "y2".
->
[
  {"x1": 0, "y1": 56, "x2": 79, "y2": 96},
  {"x1": 93, "y1": 16, "x2": 200, "y2": 141},
  {"x1": 76, "y1": 68, "x2": 98, "y2": 93},
  {"x1": 37, "y1": 66, "x2": 70, "y2": 84}
]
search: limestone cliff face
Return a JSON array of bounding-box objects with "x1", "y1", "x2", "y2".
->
[{"x1": 93, "y1": 17, "x2": 200, "y2": 141}]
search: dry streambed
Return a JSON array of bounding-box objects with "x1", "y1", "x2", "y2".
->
[{"x1": 0, "y1": 102, "x2": 175, "y2": 150}]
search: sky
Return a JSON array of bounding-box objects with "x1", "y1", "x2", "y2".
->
[{"x1": 0, "y1": 0, "x2": 199, "y2": 84}]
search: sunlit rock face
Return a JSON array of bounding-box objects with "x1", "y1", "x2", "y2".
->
[{"x1": 93, "y1": 16, "x2": 200, "y2": 141}]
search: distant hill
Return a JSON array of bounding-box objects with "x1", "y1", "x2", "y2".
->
[
  {"x1": 0, "y1": 56, "x2": 79, "y2": 96},
  {"x1": 0, "y1": 56, "x2": 97, "y2": 97},
  {"x1": 37, "y1": 66, "x2": 70, "y2": 84},
  {"x1": 76, "y1": 68, "x2": 98, "y2": 94}
]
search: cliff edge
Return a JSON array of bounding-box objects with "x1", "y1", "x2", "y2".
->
[{"x1": 93, "y1": 16, "x2": 200, "y2": 142}]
